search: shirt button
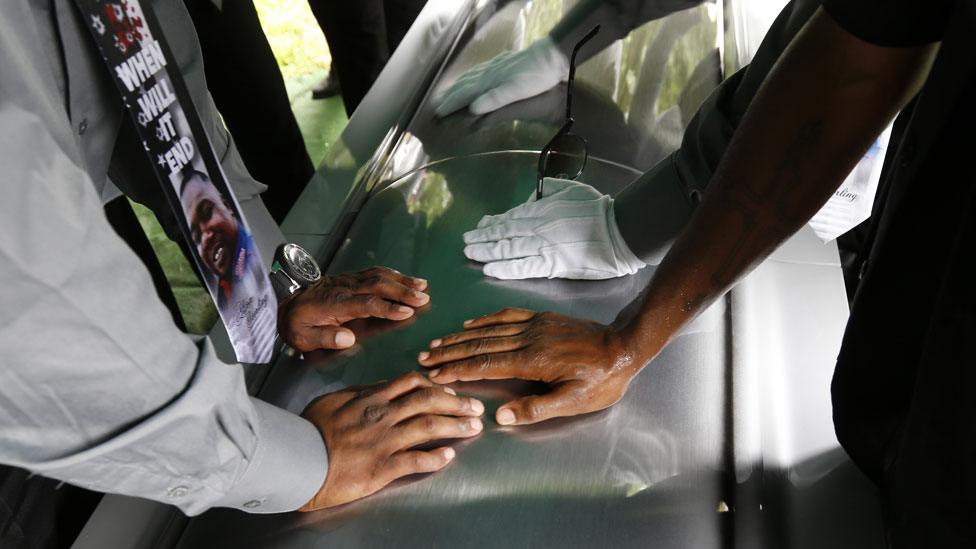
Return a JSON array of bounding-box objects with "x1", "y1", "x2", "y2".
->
[
  {"x1": 243, "y1": 499, "x2": 262, "y2": 509},
  {"x1": 78, "y1": 118, "x2": 89, "y2": 135},
  {"x1": 167, "y1": 485, "x2": 189, "y2": 498}
]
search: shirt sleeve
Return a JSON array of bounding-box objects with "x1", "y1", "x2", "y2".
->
[
  {"x1": 0, "y1": 102, "x2": 326, "y2": 515},
  {"x1": 550, "y1": 0, "x2": 706, "y2": 61},
  {"x1": 822, "y1": 0, "x2": 953, "y2": 46}
]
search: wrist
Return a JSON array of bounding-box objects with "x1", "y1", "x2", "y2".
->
[
  {"x1": 604, "y1": 325, "x2": 650, "y2": 380},
  {"x1": 548, "y1": 21, "x2": 580, "y2": 60},
  {"x1": 269, "y1": 243, "x2": 321, "y2": 304},
  {"x1": 532, "y1": 36, "x2": 570, "y2": 79},
  {"x1": 606, "y1": 198, "x2": 646, "y2": 275},
  {"x1": 272, "y1": 290, "x2": 296, "y2": 349},
  {"x1": 608, "y1": 312, "x2": 669, "y2": 374}
]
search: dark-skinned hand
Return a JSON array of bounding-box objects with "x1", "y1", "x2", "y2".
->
[
  {"x1": 299, "y1": 372, "x2": 485, "y2": 511},
  {"x1": 417, "y1": 307, "x2": 646, "y2": 426},
  {"x1": 279, "y1": 266, "x2": 429, "y2": 352}
]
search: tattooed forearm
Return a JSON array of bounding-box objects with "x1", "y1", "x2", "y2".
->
[{"x1": 708, "y1": 121, "x2": 825, "y2": 289}]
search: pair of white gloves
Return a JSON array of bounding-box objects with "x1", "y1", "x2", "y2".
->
[{"x1": 433, "y1": 38, "x2": 645, "y2": 280}]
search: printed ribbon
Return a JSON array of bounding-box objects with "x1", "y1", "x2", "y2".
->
[{"x1": 74, "y1": 0, "x2": 277, "y2": 363}]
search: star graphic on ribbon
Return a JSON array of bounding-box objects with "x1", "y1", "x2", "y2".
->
[
  {"x1": 157, "y1": 154, "x2": 167, "y2": 168},
  {"x1": 113, "y1": 34, "x2": 128, "y2": 54},
  {"x1": 90, "y1": 15, "x2": 106, "y2": 35},
  {"x1": 124, "y1": 1, "x2": 140, "y2": 19}
]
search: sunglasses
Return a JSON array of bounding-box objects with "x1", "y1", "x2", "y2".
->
[{"x1": 536, "y1": 24, "x2": 600, "y2": 200}]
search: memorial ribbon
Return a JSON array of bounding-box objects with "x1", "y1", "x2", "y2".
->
[{"x1": 74, "y1": 0, "x2": 277, "y2": 363}]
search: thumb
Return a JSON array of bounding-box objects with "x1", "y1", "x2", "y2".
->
[
  {"x1": 307, "y1": 325, "x2": 357, "y2": 351},
  {"x1": 495, "y1": 386, "x2": 582, "y2": 425}
]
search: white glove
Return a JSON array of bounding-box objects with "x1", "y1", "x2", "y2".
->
[
  {"x1": 434, "y1": 37, "x2": 569, "y2": 117},
  {"x1": 463, "y1": 178, "x2": 647, "y2": 280}
]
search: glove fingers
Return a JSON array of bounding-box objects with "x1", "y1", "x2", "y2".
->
[
  {"x1": 469, "y1": 52, "x2": 563, "y2": 115},
  {"x1": 433, "y1": 55, "x2": 511, "y2": 116},
  {"x1": 476, "y1": 211, "x2": 513, "y2": 229},
  {"x1": 476, "y1": 207, "x2": 543, "y2": 228},
  {"x1": 463, "y1": 219, "x2": 539, "y2": 244},
  {"x1": 469, "y1": 81, "x2": 535, "y2": 115},
  {"x1": 474, "y1": 180, "x2": 600, "y2": 230},
  {"x1": 433, "y1": 83, "x2": 478, "y2": 117},
  {"x1": 483, "y1": 255, "x2": 550, "y2": 280},
  {"x1": 433, "y1": 67, "x2": 490, "y2": 116},
  {"x1": 474, "y1": 196, "x2": 577, "y2": 230},
  {"x1": 465, "y1": 236, "x2": 544, "y2": 262}
]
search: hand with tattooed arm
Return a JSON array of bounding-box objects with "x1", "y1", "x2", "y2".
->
[{"x1": 418, "y1": 8, "x2": 938, "y2": 426}]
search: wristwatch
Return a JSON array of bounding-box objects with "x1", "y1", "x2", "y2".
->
[{"x1": 269, "y1": 243, "x2": 321, "y2": 302}]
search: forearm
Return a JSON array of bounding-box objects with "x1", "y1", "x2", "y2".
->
[{"x1": 614, "y1": 8, "x2": 937, "y2": 367}]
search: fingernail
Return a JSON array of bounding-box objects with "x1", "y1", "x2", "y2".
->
[
  {"x1": 497, "y1": 408, "x2": 515, "y2": 425},
  {"x1": 429, "y1": 369, "x2": 440, "y2": 378},
  {"x1": 443, "y1": 387, "x2": 457, "y2": 395},
  {"x1": 418, "y1": 351, "x2": 430, "y2": 361},
  {"x1": 442, "y1": 447, "x2": 456, "y2": 460},
  {"x1": 470, "y1": 399, "x2": 484, "y2": 415},
  {"x1": 397, "y1": 306, "x2": 414, "y2": 315},
  {"x1": 430, "y1": 338, "x2": 442, "y2": 348},
  {"x1": 413, "y1": 291, "x2": 430, "y2": 303},
  {"x1": 413, "y1": 278, "x2": 428, "y2": 288},
  {"x1": 335, "y1": 331, "x2": 355, "y2": 348},
  {"x1": 463, "y1": 319, "x2": 473, "y2": 326},
  {"x1": 469, "y1": 418, "x2": 483, "y2": 432}
]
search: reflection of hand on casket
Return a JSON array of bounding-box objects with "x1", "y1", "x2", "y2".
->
[
  {"x1": 278, "y1": 266, "x2": 430, "y2": 352},
  {"x1": 298, "y1": 372, "x2": 485, "y2": 511},
  {"x1": 433, "y1": 37, "x2": 569, "y2": 117},
  {"x1": 418, "y1": 307, "x2": 657, "y2": 426},
  {"x1": 421, "y1": 85, "x2": 565, "y2": 154}
]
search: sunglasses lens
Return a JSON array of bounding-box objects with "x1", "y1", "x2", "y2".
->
[{"x1": 542, "y1": 134, "x2": 586, "y2": 181}]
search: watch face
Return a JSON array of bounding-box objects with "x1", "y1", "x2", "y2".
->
[{"x1": 282, "y1": 244, "x2": 321, "y2": 284}]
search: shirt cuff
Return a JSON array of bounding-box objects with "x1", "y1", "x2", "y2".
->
[{"x1": 213, "y1": 398, "x2": 328, "y2": 513}]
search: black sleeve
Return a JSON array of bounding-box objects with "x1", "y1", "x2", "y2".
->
[{"x1": 822, "y1": 0, "x2": 954, "y2": 46}]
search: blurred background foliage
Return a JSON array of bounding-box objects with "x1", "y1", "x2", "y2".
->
[{"x1": 253, "y1": 0, "x2": 331, "y2": 79}]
